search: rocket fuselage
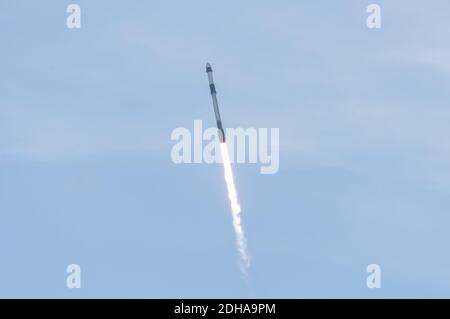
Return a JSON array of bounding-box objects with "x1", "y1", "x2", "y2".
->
[{"x1": 206, "y1": 63, "x2": 226, "y2": 143}]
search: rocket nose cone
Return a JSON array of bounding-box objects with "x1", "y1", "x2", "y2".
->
[{"x1": 206, "y1": 62, "x2": 212, "y2": 72}]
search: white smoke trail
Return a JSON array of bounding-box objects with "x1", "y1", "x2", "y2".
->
[{"x1": 220, "y1": 142, "x2": 250, "y2": 275}]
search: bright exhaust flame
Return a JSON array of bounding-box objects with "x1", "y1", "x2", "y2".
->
[{"x1": 220, "y1": 142, "x2": 250, "y2": 274}]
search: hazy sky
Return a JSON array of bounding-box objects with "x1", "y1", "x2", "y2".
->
[{"x1": 2, "y1": 0, "x2": 450, "y2": 297}]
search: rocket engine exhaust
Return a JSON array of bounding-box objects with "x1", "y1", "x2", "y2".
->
[
  {"x1": 206, "y1": 63, "x2": 250, "y2": 275},
  {"x1": 220, "y1": 142, "x2": 250, "y2": 274}
]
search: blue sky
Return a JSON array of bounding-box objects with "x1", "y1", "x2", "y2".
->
[{"x1": 1, "y1": 0, "x2": 450, "y2": 298}]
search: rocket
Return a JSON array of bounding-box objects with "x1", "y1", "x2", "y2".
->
[{"x1": 206, "y1": 63, "x2": 226, "y2": 143}]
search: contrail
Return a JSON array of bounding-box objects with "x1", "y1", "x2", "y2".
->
[{"x1": 206, "y1": 63, "x2": 250, "y2": 275}]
